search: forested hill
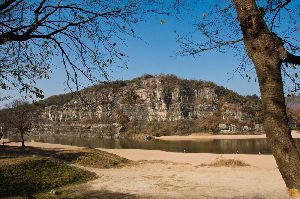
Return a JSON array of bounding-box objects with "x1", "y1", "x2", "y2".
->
[{"x1": 33, "y1": 74, "x2": 264, "y2": 138}]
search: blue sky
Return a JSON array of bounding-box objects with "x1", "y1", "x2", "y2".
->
[
  {"x1": 3, "y1": 0, "x2": 300, "y2": 104},
  {"x1": 37, "y1": 11, "x2": 260, "y2": 99}
]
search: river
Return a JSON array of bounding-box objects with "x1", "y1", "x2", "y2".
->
[{"x1": 34, "y1": 136, "x2": 300, "y2": 154}]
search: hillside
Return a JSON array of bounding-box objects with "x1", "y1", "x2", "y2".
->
[
  {"x1": 31, "y1": 74, "x2": 264, "y2": 138},
  {"x1": 286, "y1": 95, "x2": 300, "y2": 129},
  {"x1": 286, "y1": 95, "x2": 300, "y2": 111}
]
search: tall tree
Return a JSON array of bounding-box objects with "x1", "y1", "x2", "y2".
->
[
  {"x1": 176, "y1": 0, "x2": 300, "y2": 194},
  {"x1": 0, "y1": 0, "x2": 157, "y2": 99},
  {"x1": 234, "y1": 1, "x2": 300, "y2": 193}
]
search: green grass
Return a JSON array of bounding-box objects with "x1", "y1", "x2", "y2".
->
[
  {"x1": 0, "y1": 157, "x2": 96, "y2": 197},
  {"x1": 0, "y1": 146, "x2": 130, "y2": 198},
  {"x1": 57, "y1": 148, "x2": 129, "y2": 169}
]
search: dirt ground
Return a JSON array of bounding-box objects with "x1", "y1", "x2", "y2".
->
[
  {"x1": 97, "y1": 149, "x2": 288, "y2": 199},
  {"x1": 3, "y1": 141, "x2": 292, "y2": 198}
]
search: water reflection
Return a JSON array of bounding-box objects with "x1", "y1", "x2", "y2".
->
[{"x1": 34, "y1": 136, "x2": 300, "y2": 154}]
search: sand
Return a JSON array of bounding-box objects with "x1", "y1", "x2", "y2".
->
[
  {"x1": 155, "y1": 131, "x2": 300, "y2": 141},
  {"x1": 98, "y1": 149, "x2": 287, "y2": 198},
  {"x1": 5, "y1": 141, "x2": 292, "y2": 198}
]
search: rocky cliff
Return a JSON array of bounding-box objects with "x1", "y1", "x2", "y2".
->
[{"x1": 34, "y1": 74, "x2": 263, "y2": 138}]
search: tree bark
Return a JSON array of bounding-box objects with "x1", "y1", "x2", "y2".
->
[
  {"x1": 233, "y1": 0, "x2": 300, "y2": 193},
  {"x1": 20, "y1": 130, "x2": 25, "y2": 148}
]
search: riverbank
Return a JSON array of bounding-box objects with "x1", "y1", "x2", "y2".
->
[
  {"x1": 4, "y1": 142, "x2": 291, "y2": 198},
  {"x1": 155, "y1": 130, "x2": 300, "y2": 141}
]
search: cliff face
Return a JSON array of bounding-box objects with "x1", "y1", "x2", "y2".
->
[{"x1": 34, "y1": 74, "x2": 263, "y2": 138}]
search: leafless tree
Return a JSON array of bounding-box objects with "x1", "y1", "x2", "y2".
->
[
  {"x1": 173, "y1": 0, "x2": 300, "y2": 194},
  {"x1": 0, "y1": 99, "x2": 40, "y2": 147}
]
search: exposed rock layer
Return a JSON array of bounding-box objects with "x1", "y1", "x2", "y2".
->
[{"x1": 34, "y1": 74, "x2": 263, "y2": 138}]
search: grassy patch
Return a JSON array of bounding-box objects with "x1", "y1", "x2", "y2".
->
[
  {"x1": 0, "y1": 146, "x2": 130, "y2": 169},
  {"x1": 201, "y1": 159, "x2": 250, "y2": 167},
  {"x1": 0, "y1": 157, "x2": 96, "y2": 197},
  {"x1": 57, "y1": 149, "x2": 129, "y2": 169},
  {"x1": 36, "y1": 189, "x2": 140, "y2": 199}
]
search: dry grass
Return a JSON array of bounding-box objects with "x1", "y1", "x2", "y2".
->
[
  {"x1": 200, "y1": 159, "x2": 250, "y2": 167},
  {"x1": 0, "y1": 145, "x2": 130, "y2": 169},
  {"x1": 56, "y1": 148, "x2": 130, "y2": 169}
]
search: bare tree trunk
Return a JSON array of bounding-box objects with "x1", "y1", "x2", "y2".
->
[
  {"x1": 20, "y1": 130, "x2": 25, "y2": 148},
  {"x1": 233, "y1": 0, "x2": 300, "y2": 194}
]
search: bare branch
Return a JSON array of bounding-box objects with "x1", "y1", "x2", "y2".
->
[{"x1": 0, "y1": 0, "x2": 160, "y2": 98}]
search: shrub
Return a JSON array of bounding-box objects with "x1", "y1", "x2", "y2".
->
[{"x1": 201, "y1": 159, "x2": 250, "y2": 167}]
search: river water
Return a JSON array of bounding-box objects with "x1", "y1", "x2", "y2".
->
[{"x1": 34, "y1": 136, "x2": 300, "y2": 154}]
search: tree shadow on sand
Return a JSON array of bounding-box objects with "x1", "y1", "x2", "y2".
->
[
  {"x1": 0, "y1": 145, "x2": 71, "y2": 159},
  {"x1": 72, "y1": 190, "x2": 141, "y2": 199}
]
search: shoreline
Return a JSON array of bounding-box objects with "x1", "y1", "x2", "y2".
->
[
  {"x1": 3, "y1": 141, "x2": 278, "y2": 169},
  {"x1": 155, "y1": 131, "x2": 300, "y2": 141}
]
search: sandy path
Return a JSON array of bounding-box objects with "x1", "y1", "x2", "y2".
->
[
  {"x1": 5, "y1": 141, "x2": 86, "y2": 152},
  {"x1": 5, "y1": 142, "x2": 290, "y2": 198},
  {"x1": 156, "y1": 131, "x2": 300, "y2": 141}
]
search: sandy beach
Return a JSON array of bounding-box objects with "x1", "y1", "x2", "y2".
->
[
  {"x1": 155, "y1": 131, "x2": 300, "y2": 141},
  {"x1": 5, "y1": 141, "x2": 292, "y2": 198}
]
